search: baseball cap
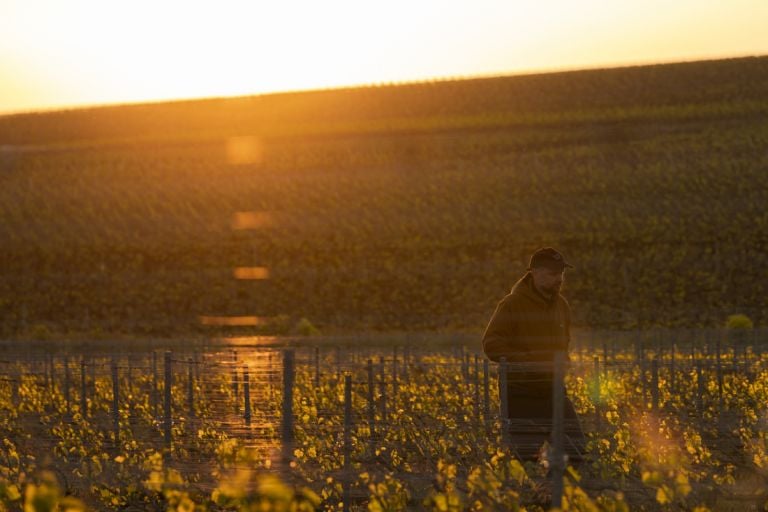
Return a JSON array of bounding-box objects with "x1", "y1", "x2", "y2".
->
[{"x1": 528, "y1": 247, "x2": 574, "y2": 270}]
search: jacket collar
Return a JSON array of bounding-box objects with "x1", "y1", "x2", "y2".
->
[{"x1": 511, "y1": 272, "x2": 558, "y2": 308}]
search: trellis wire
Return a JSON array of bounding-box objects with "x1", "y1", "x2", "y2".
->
[{"x1": 0, "y1": 328, "x2": 765, "y2": 506}]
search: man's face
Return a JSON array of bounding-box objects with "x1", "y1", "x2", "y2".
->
[{"x1": 531, "y1": 266, "x2": 565, "y2": 297}]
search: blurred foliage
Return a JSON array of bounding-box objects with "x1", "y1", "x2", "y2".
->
[
  {"x1": 294, "y1": 318, "x2": 322, "y2": 337},
  {"x1": 1, "y1": 57, "x2": 767, "y2": 336},
  {"x1": 1, "y1": 340, "x2": 767, "y2": 509},
  {"x1": 725, "y1": 314, "x2": 754, "y2": 330}
]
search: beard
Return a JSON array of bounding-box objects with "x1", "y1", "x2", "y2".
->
[{"x1": 540, "y1": 282, "x2": 561, "y2": 297}]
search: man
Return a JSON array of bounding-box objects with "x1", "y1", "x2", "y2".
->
[{"x1": 482, "y1": 247, "x2": 585, "y2": 462}]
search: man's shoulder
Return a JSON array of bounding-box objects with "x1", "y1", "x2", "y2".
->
[{"x1": 499, "y1": 290, "x2": 529, "y2": 310}]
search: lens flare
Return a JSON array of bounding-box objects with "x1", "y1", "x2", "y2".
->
[
  {"x1": 231, "y1": 211, "x2": 273, "y2": 230},
  {"x1": 199, "y1": 315, "x2": 269, "y2": 326},
  {"x1": 233, "y1": 267, "x2": 270, "y2": 280},
  {"x1": 226, "y1": 136, "x2": 264, "y2": 166}
]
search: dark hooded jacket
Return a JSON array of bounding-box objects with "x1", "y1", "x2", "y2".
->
[
  {"x1": 482, "y1": 272, "x2": 584, "y2": 459},
  {"x1": 482, "y1": 272, "x2": 571, "y2": 381}
]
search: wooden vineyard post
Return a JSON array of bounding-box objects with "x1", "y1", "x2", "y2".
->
[
  {"x1": 151, "y1": 351, "x2": 158, "y2": 420},
  {"x1": 716, "y1": 335, "x2": 724, "y2": 408},
  {"x1": 639, "y1": 340, "x2": 647, "y2": 407},
  {"x1": 80, "y1": 357, "x2": 87, "y2": 419},
  {"x1": 551, "y1": 352, "x2": 566, "y2": 510},
  {"x1": 403, "y1": 346, "x2": 410, "y2": 385},
  {"x1": 499, "y1": 357, "x2": 509, "y2": 445},
  {"x1": 594, "y1": 356, "x2": 601, "y2": 430},
  {"x1": 392, "y1": 347, "x2": 399, "y2": 412},
  {"x1": 164, "y1": 351, "x2": 172, "y2": 458},
  {"x1": 9, "y1": 363, "x2": 18, "y2": 407},
  {"x1": 125, "y1": 354, "x2": 135, "y2": 428},
  {"x1": 111, "y1": 357, "x2": 119, "y2": 445},
  {"x1": 670, "y1": 344, "x2": 676, "y2": 394},
  {"x1": 188, "y1": 358, "x2": 195, "y2": 420},
  {"x1": 651, "y1": 358, "x2": 659, "y2": 415},
  {"x1": 343, "y1": 374, "x2": 352, "y2": 512},
  {"x1": 483, "y1": 359, "x2": 490, "y2": 426},
  {"x1": 243, "y1": 365, "x2": 251, "y2": 426},
  {"x1": 367, "y1": 359, "x2": 376, "y2": 456},
  {"x1": 696, "y1": 360, "x2": 704, "y2": 415},
  {"x1": 89, "y1": 357, "x2": 96, "y2": 398},
  {"x1": 335, "y1": 346, "x2": 342, "y2": 379},
  {"x1": 127, "y1": 354, "x2": 133, "y2": 385},
  {"x1": 743, "y1": 344, "x2": 750, "y2": 376},
  {"x1": 314, "y1": 347, "x2": 320, "y2": 388},
  {"x1": 379, "y1": 356, "x2": 387, "y2": 423},
  {"x1": 232, "y1": 350, "x2": 239, "y2": 414},
  {"x1": 63, "y1": 356, "x2": 71, "y2": 417},
  {"x1": 47, "y1": 353, "x2": 53, "y2": 389},
  {"x1": 473, "y1": 355, "x2": 480, "y2": 424},
  {"x1": 282, "y1": 350, "x2": 295, "y2": 467},
  {"x1": 51, "y1": 354, "x2": 56, "y2": 389}
]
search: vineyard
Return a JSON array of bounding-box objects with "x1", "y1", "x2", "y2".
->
[
  {"x1": 1, "y1": 331, "x2": 768, "y2": 510},
  {"x1": 1, "y1": 56, "x2": 768, "y2": 336},
  {"x1": 2, "y1": 55, "x2": 768, "y2": 510}
]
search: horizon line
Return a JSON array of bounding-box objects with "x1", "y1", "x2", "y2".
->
[{"x1": 2, "y1": 52, "x2": 765, "y2": 118}]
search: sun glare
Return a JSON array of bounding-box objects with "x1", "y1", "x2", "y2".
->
[{"x1": 1, "y1": 0, "x2": 767, "y2": 113}]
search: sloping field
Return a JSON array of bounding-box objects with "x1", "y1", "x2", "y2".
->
[{"x1": 1, "y1": 56, "x2": 767, "y2": 337}]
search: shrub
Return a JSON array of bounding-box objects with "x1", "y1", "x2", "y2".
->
[
  {"x1": 293, "y1": 318, "x2": 321, "y2": 336},
  {"x1": 725, "y1": 314, "x2": 754, "y2": 330}
]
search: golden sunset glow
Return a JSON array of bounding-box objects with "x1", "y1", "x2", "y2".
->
[{"x1": 1, "y1": 0, "x2": 767, "y2": 114}]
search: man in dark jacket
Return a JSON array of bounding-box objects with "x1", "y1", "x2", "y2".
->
[{"x1": 482, "y1": 247, "x2": 585, "y2": 462}]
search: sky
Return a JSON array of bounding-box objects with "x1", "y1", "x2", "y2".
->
[{"x1": 1, "y1": 0, "x2": 767, "y2": 115}]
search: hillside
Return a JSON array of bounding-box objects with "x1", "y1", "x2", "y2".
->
[{"x1": 1, "y1": 56, "x2": 767, "y2": 337}]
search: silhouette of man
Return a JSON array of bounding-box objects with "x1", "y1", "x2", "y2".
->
[{"x1": 482, "y1": 247, "x2": 585, "y2": 462}]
